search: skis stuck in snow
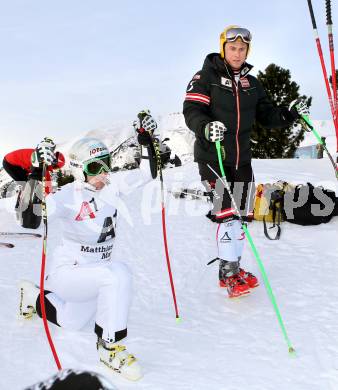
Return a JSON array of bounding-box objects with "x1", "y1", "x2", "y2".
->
[
  {"x1": 0, "y1": 232, "x2": 42, "y2": 238},
  {"x1": 0, "y1": 242, "x2": 14, "y2": 248},
  {"x1": 168, "y1": 188, "x2": 211, "y2": 201},
  {"x1": 0, "y1": 232, "x2": 42, "y2": 248}
]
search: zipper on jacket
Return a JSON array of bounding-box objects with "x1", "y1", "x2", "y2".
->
[{"x1": 234, "y1": 84, "x2": 241, "y2": 170}]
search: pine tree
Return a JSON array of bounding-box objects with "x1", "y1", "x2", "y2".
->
[{"x1": 251, "y1": 64, "x2": 312, "y2": 158}]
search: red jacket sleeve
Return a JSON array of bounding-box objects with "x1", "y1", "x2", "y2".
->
[{"x1": 4, "y1": 149, "x2": 35, "y2": 172}]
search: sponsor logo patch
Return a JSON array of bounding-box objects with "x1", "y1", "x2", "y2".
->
[
  {"x1": 221, "y1": 77, "x2": 232, "y2": 88},
  {"x1": 220, "y1": 231, "x2": 232, "y2": 243},
  {"x1": 90, "y1": 146, "x2": 108, "y2": 156},
  {"x1": 241, "y1": 66, "x2": 250, "y2": 75},
  {"x1": 240, "y1": 78, "x2": 250, "y2": 88}
]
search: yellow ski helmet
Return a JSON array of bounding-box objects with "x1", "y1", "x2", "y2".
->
[{"x1": 220, "y1": 25, "x2": 252, "y2": 59}]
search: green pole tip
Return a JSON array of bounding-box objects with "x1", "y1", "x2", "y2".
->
[
  {"x1": 288, "y1": 347, "x2": 296, "y2": 356},
  {"x1": 176, "y1": 317, "x2": 182, "y2": 323}
]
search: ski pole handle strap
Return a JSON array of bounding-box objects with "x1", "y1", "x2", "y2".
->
[{"x1": 263, "y1": 217, "x2": 281, "y2": 240}]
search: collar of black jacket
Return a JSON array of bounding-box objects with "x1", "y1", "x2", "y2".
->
[{"x1": 202, "y1": 53, "x2": 253, "y2": 79}]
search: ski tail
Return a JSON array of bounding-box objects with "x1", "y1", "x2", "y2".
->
[{"x1": 0, "y1": 242, "x2": 14, "y2": 248}]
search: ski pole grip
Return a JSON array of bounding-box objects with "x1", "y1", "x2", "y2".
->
[
  {"x1": 307, "y1": 0, "x2": 317, "y2": 29},
  {"x1": 326, "y1": 0, "x2": 332, "y2": 25}
]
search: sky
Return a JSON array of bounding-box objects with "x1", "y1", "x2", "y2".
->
[{"x1": 0, "y1": 0, "x2": 337, "y2": 160}]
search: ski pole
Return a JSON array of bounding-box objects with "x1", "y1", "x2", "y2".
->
[
  {"x1": 40, "y1": 164, "x2": 62, "y2": 370},
  {"x1": 301, "y1": 114, "x2": 338, "y2": 180},
  {"x1": 210, "y1": 141, "x2": 295, "y2": 355},
  {"x1": 138, "y1": 110, "x2": 181, "y2": 321},
  {"x1": 307, "y1": 0, "x2": 338, "y2": 133},
  {"x1": 326, "y1": 0, "x2": 338, "y2": 116},
  {"x1": 152, "y1": 139, "x2": 181, "y2": 322},
  {"x1": 326, "y1": 0, "x2": 338, "y2": 168}
]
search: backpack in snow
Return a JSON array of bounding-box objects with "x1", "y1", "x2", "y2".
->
[
  {"x1": 254, "y1": 181, "x2": 338, "y2": 240},
  {"x1": 284, "y1": 183, "x2": 337, "y2": 226}
]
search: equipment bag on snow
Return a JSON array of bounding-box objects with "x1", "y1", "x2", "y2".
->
[
  {"x1": 254, "y1": 182, "x2": 338, "y2": 238},
  {"x1": 284, "y1": 182, "x2": 338, "y2": 226},
  {"x1": 254, "y1": 181, "x2": 291, "y2": 240}
]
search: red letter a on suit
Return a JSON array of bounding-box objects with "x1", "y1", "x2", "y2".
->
[{"x1": 75, "y1": 201, "x2": 96, "y2": 221}]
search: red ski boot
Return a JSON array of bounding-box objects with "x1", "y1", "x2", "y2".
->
[
  {"x1": 220, "y1": 274, "x2": 250, "y2": 298},
  {"x1": 239, "y1": 268, "x2": 259, "y2": 289}
]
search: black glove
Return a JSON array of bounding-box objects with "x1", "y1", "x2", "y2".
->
[
  {"x1": 289, "y1": 99, "x2": 310, "y2": 117},
  {"x1": 282, "y1": 99, "x2": 310, "y2": 122},
  {"x1": 137, "y1": 132, "x2": 152, "y2": 146},
  {"x1": 133, "y1": 110, "x2": 157, "y2": 146}
]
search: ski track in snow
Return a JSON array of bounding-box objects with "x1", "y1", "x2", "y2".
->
[{"x1": 0, "y1": 159, "x2": 337, "y2": 390}]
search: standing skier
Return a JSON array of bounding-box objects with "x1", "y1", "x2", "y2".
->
[
  {"x1": 183, "y1": 25, "x2": 309, "y2": 298},
  {"x1": 19, "y1": 112, "x2": 158, "y2": 381},
  {"x1": 2, "y1": 138, "x2": 65, "y2": 228}
]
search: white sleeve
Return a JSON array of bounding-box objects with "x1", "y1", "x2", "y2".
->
[
  {"x1": 46, "y1": 187, "x2": 67, "y2": 220},
  {"x1": 113, "y1": 146, "x2": 154, "y2": 197}
]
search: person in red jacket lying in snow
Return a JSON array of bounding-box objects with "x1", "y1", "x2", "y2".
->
[{"x1": 2, "y1": 137, "x2": 65, "y2": 229}]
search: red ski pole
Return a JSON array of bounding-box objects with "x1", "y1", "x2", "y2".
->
[
  {"x1": 326, "y1": 1, "x2": 338, "y2": 126},
  {"x1": 40, "y1": 164, "x2": 62, "y2": 370},
  {"x1": 307, "y1": 0, "x2": 338, "y2": 135},
  {"x1": 138, "y1": 110, "x2": 180, "y2": 321},
  {"x1": 153, "y1": 140, "x2": 180, "y2": 321}
]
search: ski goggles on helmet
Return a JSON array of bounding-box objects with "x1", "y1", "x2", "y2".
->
[
  {"x1": 83, "y1": 154, "x2": 111, "y2": 176},
  {"x1": 225, "y1": 27, "x2": 252, "y2": 44}
]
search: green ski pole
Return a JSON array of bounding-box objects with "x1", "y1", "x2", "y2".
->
[
  {"x1": 301, "y1": 114, "x2": 338, "y2": 180},
  {"x1": 211, "y1": 141, "x2": 295, "y2": 355}
]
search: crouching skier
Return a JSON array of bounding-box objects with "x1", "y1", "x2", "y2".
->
[
  {"x1": 19, "y1": 112, "x2": 159, "y2": 381},
  {"x1": 2, "y1": 137, "x2": 65, "y2": 228}
]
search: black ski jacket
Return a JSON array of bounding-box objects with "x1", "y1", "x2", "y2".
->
[{"x1": 183, "y1": 53, "x2": 296, "y2": 168}]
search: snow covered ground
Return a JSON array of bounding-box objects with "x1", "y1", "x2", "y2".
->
[{"x1": 0, "y1": 157, "x2": 337, "y2": 390}]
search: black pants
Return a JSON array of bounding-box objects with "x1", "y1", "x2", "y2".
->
[
  {"x1": 2, "y1": 158, "x2": 28, "y2": 182},
  {"x1": 198, "y1": 161, "x2": 255, "y2": 222}
]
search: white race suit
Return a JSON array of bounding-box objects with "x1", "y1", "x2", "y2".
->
[{"x1": 42, "y1": 160, "x2": 151, "y2": 343}]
